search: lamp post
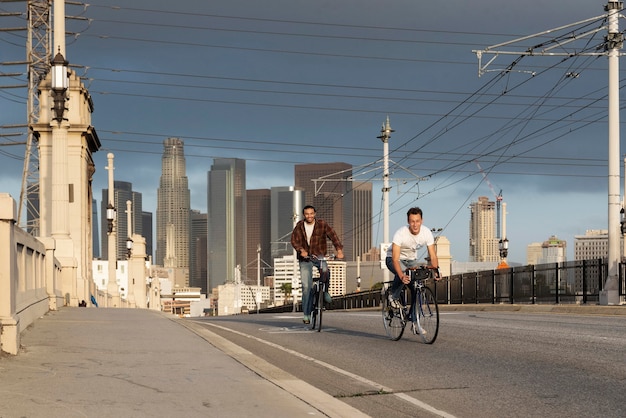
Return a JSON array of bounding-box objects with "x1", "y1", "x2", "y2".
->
[
  {"x1": 378, "y1": 117, "x2": 393, "y2": 283},
  {"x1": 105, "y1": 153, "x2": 119, "y2": 306}
]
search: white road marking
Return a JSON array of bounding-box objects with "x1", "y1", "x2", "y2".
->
[{"x1": 202, "y1": 321, "x2": 457, "y2": 418}]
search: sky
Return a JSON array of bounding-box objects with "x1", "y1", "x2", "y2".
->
[{"x1": 0, "y1": 0, "x2": 621, "y2": 264}]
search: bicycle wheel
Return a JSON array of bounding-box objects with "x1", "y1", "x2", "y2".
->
[
  {"x1": 310, "y1": 283, "x2": 319, "y2": 330},
  {"x1": 315, "y1": 282, "x2": 324, "y2": 332},
  {"x1": 382, "y1": 288, "x2": 405, "y2": 340},
  {"x1": 415, "y1": 286, "x2": 439, "y2": 344}
]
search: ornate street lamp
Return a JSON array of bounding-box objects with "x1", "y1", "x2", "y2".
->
[
  {"x1": 50, "y1": 51, "x2": 69, "y2": 122},
  {"x1": 126, "y1": 237, "x2": 133, "y2": 259},
  {"x1": 499, "y1": 238, "x2": 509, "y2": 259},
  {"x1": 106, "y1": 203, "x2": 116, "y2": 234}
]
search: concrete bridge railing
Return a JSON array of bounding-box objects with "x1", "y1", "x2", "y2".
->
[{"x1": 0, "y1": 194, "x2": 63, "y2": 355}]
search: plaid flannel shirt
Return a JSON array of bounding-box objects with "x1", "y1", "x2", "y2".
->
[{"x1": 291, "y1": 219, "x2": 343, "y2": 261}]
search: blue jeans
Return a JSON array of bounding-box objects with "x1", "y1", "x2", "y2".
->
[
  {"x1": 299, "y1": 258, "x2": 328, "y2": 316},
  {"x1": 385, "y1": 257, "x2": 420, "y2": 300}
]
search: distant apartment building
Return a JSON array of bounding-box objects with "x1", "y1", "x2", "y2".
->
[
  {"x1": 207, "y1": 158, "x2": 246, "y2": 292},
  {"x1": 469, "y1": 196, "x2": 499, "y2": 262},
  {"x1": 526, "y1": 242, "x2": 543, "y2": 265},
  {"x1": 573, "y1": 229, "x2": 623, "y2": 260},
  {"x1": 540, "y1": 235, "x2": 567, "y2": 263},
  {"x1": 156, "y1": 138, "x2": 191, "y2": 270}
]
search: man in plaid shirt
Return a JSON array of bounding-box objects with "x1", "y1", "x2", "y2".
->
[{"x1": 291, "y1": 205, "x2": 344, "y2": 324}]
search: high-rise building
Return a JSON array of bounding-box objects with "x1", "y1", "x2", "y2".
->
[
  {"x1": 247, "y1": 189, "x2": 272, "y2": 284},
  {"x1": 190, "y1": 210, "x2": 208, "y2": 293},
  {"x1": 100, "y1": 181, "x2": 142, "y2": 260},
  {"x1": 469, "y1": 196, "x2": 499, "y2": 262},
  {"x1": 270, "y1": 186, "x2": 304, "y2": 259},
  {"x1": 294, "y1": 162, "x2": 355, "y2": 260},
  {"x1": 352, "y1": 181, "x2": 372, "y2": 260},
  {"x1": 540, "y1": 235, "x2": 567, "y2": 263},
  {"x1": 156, "y1": 138, "x2": 190, "y2": 269},
  {"x1": 207, "y1": 158, "x2": 246, "y2": 292}
]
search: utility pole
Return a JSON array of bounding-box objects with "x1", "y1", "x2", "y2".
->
[
  {"x1": 377, "y1": 116, "x2": 393, "y2": 283},
  {"x1": 256, "y1": 243, "x2": 261, "y2": 314},
  {"x1": 602, "y1": 1, "x2": 622, "y2": 305},
  {"x1": 473, "y1": 3, "x2": 622, "y2": 305}
]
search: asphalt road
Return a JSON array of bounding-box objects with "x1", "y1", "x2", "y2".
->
[{"x1": 187, "y1": 309, "x2": 626, "y2": 418}]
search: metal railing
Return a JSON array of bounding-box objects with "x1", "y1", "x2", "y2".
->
[{"x1": 259, "y1": 259, "x2": 625, "y2": 313}]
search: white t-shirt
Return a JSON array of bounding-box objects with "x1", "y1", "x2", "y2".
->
[{"x1": 386, "y1": 225, "x2": 434, "y2": 260}]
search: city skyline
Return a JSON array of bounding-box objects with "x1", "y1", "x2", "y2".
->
[{"x1": 0, "y1": 1, "x2": 616, "y2": 265}]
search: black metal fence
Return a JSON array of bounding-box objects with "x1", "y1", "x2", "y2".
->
[{"x1": 258, "y1": 259, "x2": 625, "y2": 314}]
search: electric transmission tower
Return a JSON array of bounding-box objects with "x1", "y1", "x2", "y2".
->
[{"x1": 19, "y1": 0, "x2": 51, "y2": 234}]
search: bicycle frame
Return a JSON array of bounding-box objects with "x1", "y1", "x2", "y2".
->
[
  {"x1": 382, "y1": 266, "x2": 440, "y2": 343},
  {"x1": 309, "y1": 255, "x2": 332, "y2": 332}
]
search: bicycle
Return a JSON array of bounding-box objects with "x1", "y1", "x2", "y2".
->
[
  {"x1": 381, "y1": 266, "x2": 440, "y2": 344},
  {"x1": 308, "y1": 254, "x2": 334, "y2": 332}
]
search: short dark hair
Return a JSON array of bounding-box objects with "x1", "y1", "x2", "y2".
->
[
  {"x1": 406, "y1": 207, "x2": 423, "y2": 220},
  {"x1": 303, "y1": 205, "x2": 316, "y2": 214}
]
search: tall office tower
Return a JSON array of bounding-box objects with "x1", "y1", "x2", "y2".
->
[
  {"x1": 469, "y1": 196, "x2": 499, "y2": 262},
  {"x1": 100, "y1": 181, "x2": 143, "y2": 260},
  {"x1": 247, "y1": 189, "x2": 272, "y2": 284},
  {"x1": 352, "y1": 181, "x2": 372, "y2": 260},
  {"x1": 295, "y1": 163, "x2": 354, "y2": 260},
  {"x1": 190, "y1": 210, "x2": 208, "y2": 293},
  {"x1": 270, "y1": 186, "x2": 304, "y2": 260},
  {"x1": 207, "y1": 158, "x2": 246, "y2": 292},
  {"x1": 141, "y1": 211, "x2": 153, "y2": 261},
  {"x1": 92, "y1": 198, "x2": 100, "y2": 258},
  {"x1": 156, "y1": 138, "x2": 191, "y2": 269}
]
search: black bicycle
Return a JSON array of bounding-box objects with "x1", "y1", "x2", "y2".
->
[
  {"x1": 309, "y1": 254, "x2": 334, "y2": 332},
  {"x1": 381, "y1": 266, "x2": 440, "y2": 344}
]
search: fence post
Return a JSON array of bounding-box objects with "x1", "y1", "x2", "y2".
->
[
  {"x1": 555, "y1": 263, "x2": 560, "y2": 304},
  {"x1": 531, "y1": 265, "x2": 536, "y2": 305}
]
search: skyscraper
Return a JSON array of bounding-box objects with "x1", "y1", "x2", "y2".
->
[
  {"x1": 352, "y1": 181, "x2": 372, "y2": 261},
  {"x1": 190, "y1": 210, "x2": 208, "y2": 293},
  {"x1": 247, "y1": 189, "x2": 271, "y2": 284},
  {"x1": 207, "y1": 158, "x2": 246, "y2": 292},
  {"x1": 156, "y1": 138, "x2": 190, "y2": 269},
  {"x1": 295, "y1": 162, "x2": 364, "y2": 260},
  {"x1": 100, "y1": 181, "x2": 142, "y2": 260},
  {"x1": 469, "y1": 196, "x2": 499, "y2": 262}
]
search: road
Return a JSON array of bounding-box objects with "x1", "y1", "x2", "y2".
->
[{"x1": 187, "y1": 309, "x2": 626, "y2": 418}]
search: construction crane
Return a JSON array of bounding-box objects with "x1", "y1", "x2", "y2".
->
[{"x1": 474, "y1": 161, "x2": 503, "y2": 239}]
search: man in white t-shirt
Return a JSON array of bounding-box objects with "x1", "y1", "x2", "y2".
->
[{"x1": 385, "y1": 207, "x2": 439, "y2": 306}]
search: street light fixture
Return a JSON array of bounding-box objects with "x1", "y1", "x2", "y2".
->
[
  {"x1": 50, "y1": 51, "x2": 69, "y2": 123},
  {"x1": 106, "y1": 203, "x2": 116, "y2": 234},
  {"x1": 126, "y1": 237, "x2": 133, "y2": 259},
  {"x1": 499, "y1": 238, "x2": 509, "y2": 259}
]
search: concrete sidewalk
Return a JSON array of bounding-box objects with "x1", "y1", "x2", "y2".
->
[{"x1": 0, "y1": 308, "x2": 367, "y2": 418}]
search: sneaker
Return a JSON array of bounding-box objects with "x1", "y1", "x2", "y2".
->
[
  {"x1": 303, "y1": 315, "x2": 310, "y2": 324},
  {"x1": 413, "y1": 324, "x2": 427, "y2": 335},
  {"x1": 324, "y1": 292, "x2": 332, "y2": 304},
  {"x1": 388, "y1": 294, "x2": 401, "y2": 309}
]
